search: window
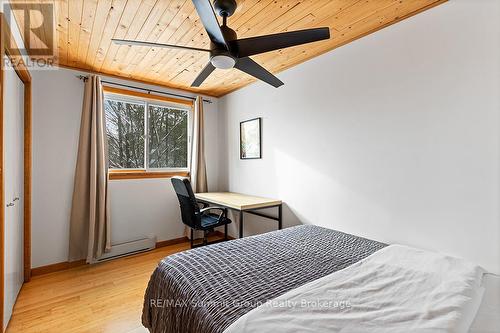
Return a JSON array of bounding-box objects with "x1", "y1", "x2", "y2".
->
[
  {"x1": 105, "y1": 99, "x2": 145, "y2": 169},
  {"x1": 104, "y1": 88, "x2": 192, "y2": 179},
  {"x1": 148, "y1": 104, "x2": 189, "y2": 169}
]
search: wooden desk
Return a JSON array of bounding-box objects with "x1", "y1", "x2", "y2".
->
[{"x1": 195, "y1": 192, "x2": 283, "y2": 238}]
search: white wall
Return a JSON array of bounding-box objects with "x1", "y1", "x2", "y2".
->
[
  {"x1": 32, "y1": 67, "x2": 219, "y2": 267},
  {"x1": 219, "y1": 0, "x2": 500, "y2": 274}
]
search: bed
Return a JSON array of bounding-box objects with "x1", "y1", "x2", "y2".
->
[
  {"x1": 142, "y1": 225, "x2": 490, "y2": 333},
  {"x1": 142, "y1": 225, "x2": 386, "y2": 333}
]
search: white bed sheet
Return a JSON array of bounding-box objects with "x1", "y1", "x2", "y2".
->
[{"x1": 224, "y1": 245, "x2": 485, "y2": 333}]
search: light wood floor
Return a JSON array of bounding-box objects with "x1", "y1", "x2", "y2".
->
[{"x1": 6, "y1": 242, "x2": 193, "y2": 333}]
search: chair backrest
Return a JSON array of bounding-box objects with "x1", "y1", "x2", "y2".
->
[{"x1": 171, "y1": 177, "x2": 200, "y2": 228}]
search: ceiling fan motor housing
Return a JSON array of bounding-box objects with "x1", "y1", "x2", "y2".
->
[
  {"x1": 210, "y1": 25, "x2": 237, "y2": 55},
  {"x1": 214, "y1": 0, "x2": 237, "y2": 17},
  {"x1": 220, "y1": 25, "x2": 237, "y2": 42}
]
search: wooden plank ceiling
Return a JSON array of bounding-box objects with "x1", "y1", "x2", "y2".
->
[{"x1": 10, "y1": 0, "x2": 445, "y2": 97}]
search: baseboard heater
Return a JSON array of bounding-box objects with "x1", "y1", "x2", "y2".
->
[{"x1": 92, "y1": 236, "x2": 157, "y2": 263}]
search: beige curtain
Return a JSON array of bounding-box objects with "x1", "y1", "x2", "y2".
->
[
  {"x1": 190, "y1": 96, "x2": 208, "y2": 193},
  {"x1": 186, "y1": 96, "x2": 208, "y2": 239},
  {"x1": 69, "y1": 75, "x2": 111, "y2": 263}
]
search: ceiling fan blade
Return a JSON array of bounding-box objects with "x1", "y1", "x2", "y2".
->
[
  {"x1": 192, "y1": 0, "x2": 228, "y2": 49},
  {"x1": 230, "y1": 27, "x2": 330, "y2": 58},
  {"x1": 235, "y1": 57, "x2": 284, "y2": 88},
  {"x1": 112, "y1": 39, "x2": 211, "y2": 52},
  {"x1": 191, "y1": 62, "x2": 216, "y2": 87}
]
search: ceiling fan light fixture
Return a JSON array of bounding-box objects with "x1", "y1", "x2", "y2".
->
[{"x1": 211, "y1": 55, "x2": 236, "y2": 69}]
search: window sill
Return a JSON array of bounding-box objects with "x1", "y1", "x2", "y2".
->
[{"x1": 108, "y1": 170, "x2": 189, "y2": 180}]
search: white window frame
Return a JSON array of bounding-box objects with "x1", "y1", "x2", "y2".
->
[{"x1": 104, "y1": 92, "x2": 192, "y2": 173}]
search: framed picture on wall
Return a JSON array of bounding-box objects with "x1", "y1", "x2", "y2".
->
[{"x1": 240, "y1": 118, "x2": 262, "y2": 159}]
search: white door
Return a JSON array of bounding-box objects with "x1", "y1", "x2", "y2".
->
[{"x1": 3, "y1": 57, "x2": 24, "y2": 331}]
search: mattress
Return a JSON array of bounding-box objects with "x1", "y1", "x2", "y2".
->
[
  {"x1": 142, "y1": 225, "x2": 386, "y2": 333},
  {"x1": 470, "y1": 274, "x2": 500, "y2": 333}
]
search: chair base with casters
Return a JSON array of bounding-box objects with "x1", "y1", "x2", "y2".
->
[{"x1": 171, "y1": 177, "x2": 232, "y2": 249}]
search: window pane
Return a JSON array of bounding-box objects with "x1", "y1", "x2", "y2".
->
[
  {"x1": 104, "y1": 99, "x2": 145, "y2": 169},
  {"x1": 148, "y1": 105, "x2": 188, "y2": 168}
]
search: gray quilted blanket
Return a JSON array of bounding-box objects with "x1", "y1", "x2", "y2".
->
[{"x1": 142, "y1": 225, "x2": 386, "y2": 333}]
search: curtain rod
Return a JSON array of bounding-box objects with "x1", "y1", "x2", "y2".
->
[{"x1": 76, "y1": 75, "x2": 213, "y2": 104}]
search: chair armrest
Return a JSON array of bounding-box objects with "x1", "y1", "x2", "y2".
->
[
  {"x1": 197, "y1": 201, "x2": 210, "y2": 209},
  {"x1": 199, "y1": 207, "x2": 228, "y2": 218}
]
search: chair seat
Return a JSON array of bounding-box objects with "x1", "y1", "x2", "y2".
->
[{"x1": 199, "y1": 213, "x2": 232, "y2": 230}]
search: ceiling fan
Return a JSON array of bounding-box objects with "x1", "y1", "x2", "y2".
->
[{"x1": 113, "y1": 0, "x2": 331, "y2": 88}]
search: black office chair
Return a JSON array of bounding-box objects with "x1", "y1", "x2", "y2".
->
[{"x1": 171, "y1": 177, "x2": 231, "y2": 248}]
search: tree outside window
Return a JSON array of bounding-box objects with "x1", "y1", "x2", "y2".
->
[{"x1": 104, "y1": 96, "x2": 189, "y2": 170}]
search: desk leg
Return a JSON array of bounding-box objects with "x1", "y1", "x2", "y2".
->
[
  {"x1": 239, "y1": 211, "x2": 244, "y2": 238},
  {"x1": 278, "y1": 204, "x2": 283, "y2": 230}
]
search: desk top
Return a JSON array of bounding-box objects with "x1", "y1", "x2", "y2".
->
[{"x1": 195, "y1": 192, "x2": 282, "y2": 211}]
